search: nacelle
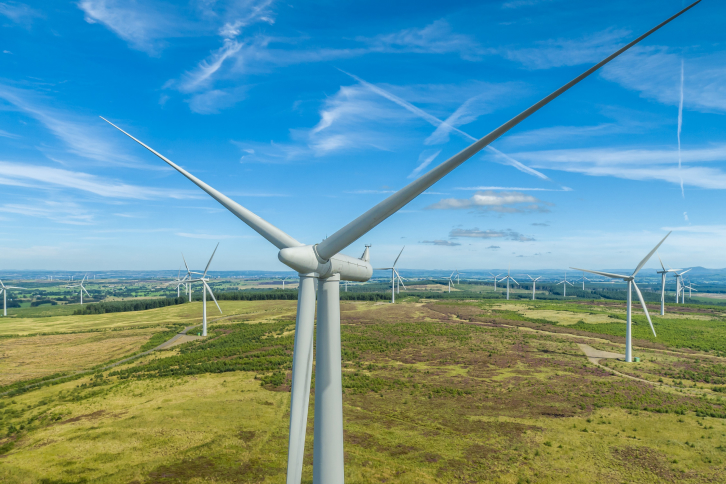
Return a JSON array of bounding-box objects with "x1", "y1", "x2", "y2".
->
[{"x1": 278, "y1": 245, "x2": 373, "y2": 282}]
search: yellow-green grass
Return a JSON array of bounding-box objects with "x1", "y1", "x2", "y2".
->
[
  {"x1": 1, "y1": 300, "x2": 726, "y2": 482},
  {"x1": 0, "y1": 300, "x2": 298, "y2": 336},
  {"x1": 0, "y1": 330, "x2": 158, "y2": 387}
]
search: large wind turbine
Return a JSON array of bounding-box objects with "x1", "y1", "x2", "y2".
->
[
  {"x1": 572, "y1": 232, "x2": 670, "y2": 362},
  {"x1": 102, "y1": 3, "x2": 700, "y2": 480},
  {"x1": 66, "y1": 275, "x2": 90, "y2": 305},
  {"x1": 0, "y1": 280, "x2": 26, "y2": 317},
  {"x1": 527, "y1": 275, "x2": 541, "y2": 300},
  {"x1": 187, "y1": 244, "x2": 222, "y2": 337},
  {"x1": 556, "y1": 272, "x2": 574, "y2": 298},
  {"x1": 374, "y1": 246, "x2": 405, "y2": 303}
]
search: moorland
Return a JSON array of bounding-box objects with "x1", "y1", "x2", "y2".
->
[{"x1": 0, "y1": 293, "x2": 725, "y2": 483}]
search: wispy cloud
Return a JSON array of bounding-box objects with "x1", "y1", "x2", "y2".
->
[
  {"x1": 501, "y1": 0, "x2": 557, "y2": 9},
  {"x1": 0, "y1": 84, "x2": 147, "y2": 167},
  {"x1": 420, "y1": 239, "x2": 461, "y2": 246},
  {"x1": 427, "y1": 190, "x2": 551, "y2": 213},
  {"x1": 512, "y1": 144, "x2": 726, "y2": 190},
  {"x1": 0, "y1": 1, "x2": 41, "y2": 26},
  {"x1": 408, "y1": 149, "x2": 440, "y2": 179},
  {"x1": 450, "y1": 228, "x2": 535, "y2": 242},
  {"x1": 0, "y1": 161, "x2": 197, "y2": 199},
  {"x1": 341, "y1": 70, "x2": 551, "y2": 182},
  {"x1": 502, "y1": 28, "x2": 631, "y2": 70},
  {"x1": 455, "y1": 186, "x2": 571, "y2": 192},
  {"x1": 175, "y1": 233, "x2": 241, "y2": 240},
  {"x1": 0, "y1": 200, "x2": 94, "y2": 225},
  {"x1": 78, "y1": 0, "x2": 184, "y2": 55}
]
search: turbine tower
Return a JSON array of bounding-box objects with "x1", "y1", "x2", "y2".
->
[
  {"x1": 66, "y1": 275, "x2": 90, "y2": 305},
  {"x1": 556, "y1": 272, "x2": 574, "y2": 298},
  {"x1": 571, "y1": 232, "x2": 670, "y2": 362},
  {"x1": 0, "y1": 280, "x2": 26, "y2": 317},
  {"x1": 527, "y1": 275, "x2": 542, "y2": 300},
  {"x1": 374, "y1": 246, "x2": 405, "y2": 303},
  {"x1": 102, "y1": 3, "x2": 700, "y2": 480}
]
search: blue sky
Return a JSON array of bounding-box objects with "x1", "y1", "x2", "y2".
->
[{"x1": 0, "y1": 0, "x2": 724, "y2": 272}]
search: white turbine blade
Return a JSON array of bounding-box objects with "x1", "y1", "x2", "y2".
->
[
  {"x1": 632, "y1": 282, "x2": 656, "y2": 337},
  {"x1": 510, "y1": 277, "x2": 519, "y2": 285},
  {"x1": 6, "y1": 286, "x2": 27, "y2": 290},
  {"x1": 632, "y1": 232, "x2": 671, "y2": 277},
  {"x1": 182, "y1": 253, "x2": 192, "y2": 275},
  {"x1": 680, "y1": 268, "x2": 692, "y2": 275},
  {"x1": 102, "y1": 118, "x2": 301, "y2": 250},
  {"x1": 374, "y1": 267, "x2": 393, "y2": 270},
  {"x1": 658, "y1": 254, "x2": 667, "y2": 272},
  {"x1": 82, "y1": 286, "x2": 91, "y2": 297},
  {"x1": 535, "y1": 276, "x2": 542, "y2": 281},
  {"x1": 0, "y1": 279, "x2": 4, "y2": 289},
  {"x1": 392, "y1": 246, "x2": 405, "y2": 267},
  {"x1": 204, "y1": 281, "x2": 223, "y2": 314},
  {"x1": 527, "y1": 274, "x2": 534, "y2": 281},
  {"x1": 203, "y1": 242, "x2": 220, "y2": 278},
  {"x1": 570, "y1": 267, "x2": 628, "y2": 280},
  {"x1": 312, "y1": 4, "x2": 700, "y2": 260},
  {"x1": 566, "y1": 281, "x2": 574, "y2": 286}
]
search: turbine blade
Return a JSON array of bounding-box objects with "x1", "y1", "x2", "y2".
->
[
  {"x1": 203, "y1": 243, "x2": 220, "y2": 278},
  {"x1": 658, "y1": 254, "x2": 666, "y2": 271},
  {"x1": 680, "y1": 268, "x2": 692, "y2": 275},
  {"x1": 570, "y1": 267, "x2": 629, "y2": 280},
  {"x1": 632, "y1": 282, "x2": 656, "y2": 337},
  {"x1": 204, "y1": 281, "x2": 223, "y2": 314},
  {"x1": 510, "y1": 277, "x2": 519, "y2": 285},
  {"x1": 83, "y1": 286, "x2": 91, "y2": 297},
  {"x1": 632, "y1": 232, "x2": 671, "y2": 277},
  {"x1": 102, "y1": 118, "x2": 301, "y2": 250},
  {"x1": 392, "y1": 246, "x2": 405, "y2": 267},
  {"x1": 313, "y1": 2, "x2": 701, "y2": 260},
  {"x1": 182, "y1": 253, "x2": 191, "y2": 274}
]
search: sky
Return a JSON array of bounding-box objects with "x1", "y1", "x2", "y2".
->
[{"x1": 1, "y1": 0, "x2": 725, "y2": 273}]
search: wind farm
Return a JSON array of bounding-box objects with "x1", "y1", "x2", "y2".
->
[{"x1": 3, "y1": 0, "x2": 726, "y2": 483}]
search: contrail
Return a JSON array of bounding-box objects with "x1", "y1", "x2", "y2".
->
[
  {"x1": 677, "y1": 59, "x2": 685, "y2": 198},
  {"x1": 338, "y1": 69, "x2": 553, "y2": 182}
]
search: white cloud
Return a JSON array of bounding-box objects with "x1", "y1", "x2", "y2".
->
[
  {"x1": 502, "y1": 28, "x2": 631, "y2": 70},
  {"x1": 601, "y1": 48, "x2": 726, "y2": 114},
  {"x1": 513, "y1": 144, "x2": 726, "y2": 190},
  {"x1": 427, "y1": 190, "x2": 551, "y2": 213},
  {"x1": 78, "y1": 0, "x2": 183, "y2": 55},
  {"x1": 176, "y1": 232, "x2": 240, "y2": 239},
  {"x1": 0, "y1": 161, "x2": 197, "y2": 199},
  {"x1": 420, "y1": 239, "x2": 461, "y2": 246},
  {"x1": 0, "y1": 84, "x2": 147, "y2": 167},
  {"x1": 0, "y1": 200, "x2": 94, "y2": 225},
  {"x1": 0, "y1": 1, "x2": 41, "y2": 26},
  {"x1": 450, "y1": 228, "x2": 535, "y2": 242},
  {"x1": 177, "y1": 40, "x2": 243, "y2": 93},
  {"x1": 408, "y1": 149, "x2": 441, "y2": 179},
  {"x1": 186, "y1": 86, "x2": 248, "y2": 114}
]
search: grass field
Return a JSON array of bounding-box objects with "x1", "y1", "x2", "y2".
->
[{"x1": 0, "y1": 299, "x2": 725, "y2": 482}]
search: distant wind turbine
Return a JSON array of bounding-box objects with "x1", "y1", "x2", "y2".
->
[
  {"x1": 673, "y1": 268, "x2": 691, "y2": 305},
  {"x1": 501, "y1": 266, "x2": 518, "y2": 300},
  {"x1": 0, "y1": 280, "x2": 26, "y2": 317},
  {"x1": 490, "y1": 272, "x2": 503, "y2": 292},
  {"x1": 374, "y1": 246, "x2": 405, "y2": 303},
  {"x1": 656, "y1": 256, "x2": 679, "y2": 315},
  {"x1": 571, "y1": 232, "x2": 670, "y2": 362},
  {"x1": 579, "y1": 272, "x2": 591, "y2": 290},
  {"x1": 66, "y1": 275, "x2": 90, "y2": 305},
  {"x1": 527, "y1": 275, "x2": 542, "y2": 300},
  {"x1": 187, "y1": 244, "x2": 223, "y2": 337},
  {"x1": 556, "y1": 272, "x2": 574, "y2": 298}
]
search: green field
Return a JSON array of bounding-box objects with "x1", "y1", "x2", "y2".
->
[{"x1": 0, "y1": 298, "x2": 725, "y2": 483}]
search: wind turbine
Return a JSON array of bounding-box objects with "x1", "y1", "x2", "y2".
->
[
  {"x1": 490, "y1": 272, "x2": 503, "y2": 292},
  {"x1": 579, "y1": 272, "x2": 591, "y2": 290},
  {"x1": 685, "y1": 281, "x2": 697, "y2": 299},
  {"x1": 571, "y1": 232, "x2": 670, "y2": 362},
  {"x1": 66, "y1": 275, "x2": 90, "y2": 305},
  {"x1": 501, "y1": 267, "x2": 518, "y2": 300},
  {"x1": 656, "y1": 256, "x2": 679, "y2": 315},
  {"x1": 0, "y1": 280, "x2": 26, "y2": 317},
  {"x1": 556, "y1": 272, "x2": 574, "y2": 298},
  {"x1": 102, "y1": 4, "x2": 700, "y2": 480},
  {"x1": 527, "y1": 275, "x2": 541, "y2": 300},
  {"x1": 673, "y1": 268, "x2": 691, "y2": 305},
  {"x1": 187, "y1": 244, "x2": 223, "y2": 337},
  {"x1": 374, "y1": 246, "x2": 405, "y2": 303},
  {"x1": 182, "y1": 254, "x2": 194, "y2": 302}
]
